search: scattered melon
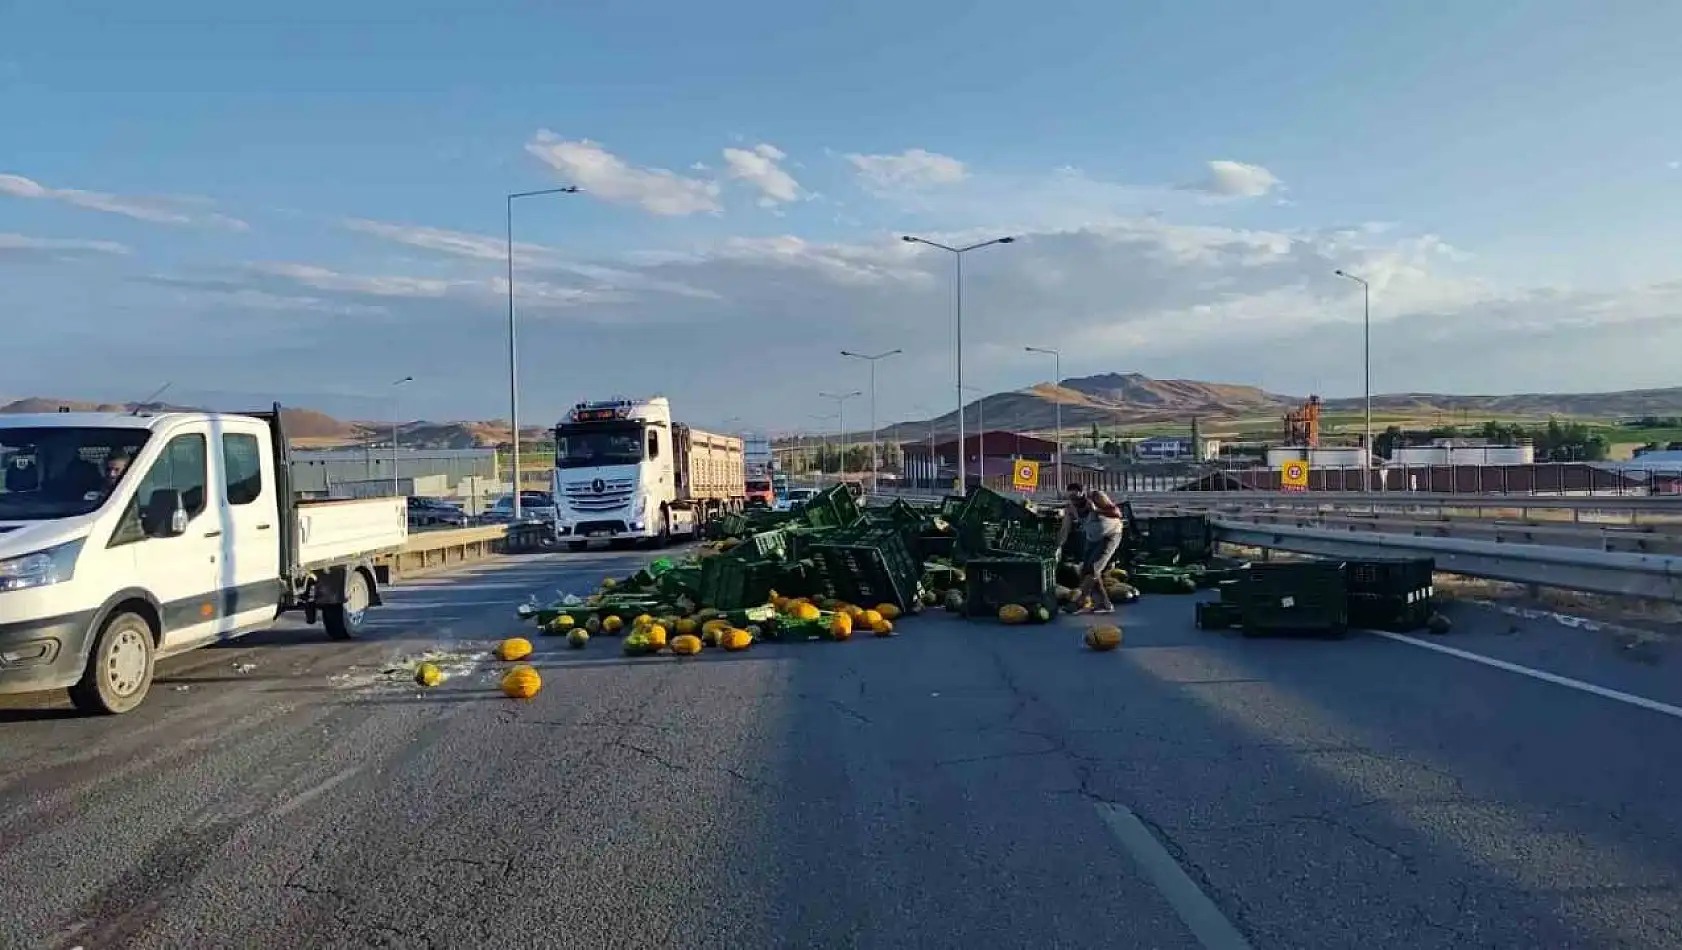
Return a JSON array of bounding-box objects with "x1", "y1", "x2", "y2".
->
[
  {"x1": 1030, "y1": 604, "x2": 1054, "y2": 625},
  {"x1": 861, "y1": 609, "x2": 884, "y2": 628},
  {"x1": 870, "y1": 618, "x2": 894, "y2": 637},
  {"x1": 553, "y1": 614, "x2": 575, "y2": 630},
  {"x1": 497, "y1": 637, "x2": 534, "y2": 661},
  {"x1": 793, "y1": 602, "x2": 821, "y2": 622},
  {"x1": 944, "y1": 590, "x2": 965, "y2": 613},
  {"x1": 874, "y1": 603, "x2": 901, "y2": 621},
  {"x1": 602, "y1": 615, "x2": 624, "y2": 635},
  {"x1": 601, "y1": 577, "x2": 618, "y2": 589},
  {"x1": 632, "y1": 614, "x2": 654, "y2": 629},
  {"x1": 623, "y1": 633, "x2": 653, "y2": 656},
  {"x1": 567, "y1": 628, "x2": 590, "y2": 649},
  {"x1": 501, "y1": 664, "x2": 542, "y2": 698},
  {"x1": 723, "y1": 628, "x2": 753, "y2": 652},
  {"x1": 644, "y1": 624, "x2": 669, "y2": 651},
  {"x1": 998, "y1": 604, "x2": 1030, "y2": 625},
  {"x1": 829, "y1": 612, "x2": 853, "y2": 636},
  {"x1": 584, "y1": 616, "x2": 602, "y2": 635},
  {"x1": 1084, "y1": 625, "x2": 1123, "y2": 652},
  {"x1": 920, "y1": 589, "x2": 939, "y2": 607},
  {"x1": 675, "y1": 617, "x2": 698, "y2": 636},
  {"x1": 1427, "y1": 613, "x2": 1452, "y2": 635},
  {"x1": 413, "y1": 662, "x2": 443, "y2": 687},
  {"x1": 671, "y1": 634, "x2": 703, "y2": 656}
]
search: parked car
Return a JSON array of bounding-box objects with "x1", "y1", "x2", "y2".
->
[
  {"x1": 775, "y1": 487, "x2": 818, "y2": 512},
  {"x1": 486, "y1": 491, "x2": 558, "y2": 524},
  {"x1": 407, "y1": 496, "x2": 467, "y2": 528}
]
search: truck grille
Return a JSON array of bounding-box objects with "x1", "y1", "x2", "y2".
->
[{"x1": 562, "y1": 478, "x2": 636, "y2": 512}]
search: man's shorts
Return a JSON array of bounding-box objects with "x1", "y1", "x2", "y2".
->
[{"x1": 1082, "y1": 530, "x2": 1123, "y2": 576}]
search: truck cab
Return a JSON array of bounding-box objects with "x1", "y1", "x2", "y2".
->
[
  {"x1": 0, "y1": 408, "x2": 405, "y2": 714},
  {"x1": 552, "y1": 397, "x2": 743, "y2": 550}
]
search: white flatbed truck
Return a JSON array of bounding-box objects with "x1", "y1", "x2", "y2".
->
[{"x1": 0, "y1": 404, "x2": 407, "y2": 714}]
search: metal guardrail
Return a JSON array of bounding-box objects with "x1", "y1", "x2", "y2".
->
[
  {"x1": 1202, "y1": 511, "x2": 1682, "y2": 557},
  {"x1": 876, "y1": 491, "x2": 1682, "y2": 603},
  {"x1": 876, "y1": 486, "x2": 1682, "y2": 518},
  {"x1": 377, "y1": 521, "x2": 554, "y2": 577}
]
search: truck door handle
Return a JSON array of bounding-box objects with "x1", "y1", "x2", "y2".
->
[
  {"x1": 203, "y1": 530, "x2": 223, "y2": 538},
  {"x1": 256, "y1": 524, "x2": 272, "y2": 530}
]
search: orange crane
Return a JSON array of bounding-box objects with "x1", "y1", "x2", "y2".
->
[{"x1": 1282, "y1": 395, "x2": 1322, "y2": 447}]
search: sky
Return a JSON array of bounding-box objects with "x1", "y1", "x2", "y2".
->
[{"x1": 4, "y1": 0, "x2": 1682, "y2": 434}]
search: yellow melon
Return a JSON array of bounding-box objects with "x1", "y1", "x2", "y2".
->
[
  {"x1": 829, "y1": 612, "x2": 853, "y2": 637},
  {"x1": 874, "y1": 603, "x2": 901, "y2": 621},
  {"x1": 413, "y1": 662, "x2": 443, "y2": 687},
  {"x1": 644, "y1": 624, "x2": 668, "y2": 651},
  {"x1": 501, "y1": 664, "x2": 541, "y2": 698},
  {"x1": 496, "y1": 637, "x2": 534, "y2": 661},
  {"x1": 670, "y1": 634, "x2": 703, "y2": 656},
  {"x1": 1084, "y1": 625, "x2": 1123, "y2": 652},
  {"x1": 793, "y1": 602, "x2": 821, "y2": 622},
  {"x1": 675, "y1": 617, "x2": 698, "y2": 636},
  {"x1": 998, "y1": 604, "x2": 1030, "y2": 625},
  {"x1": 723, "y1": 628, "x2": 753, "y2": 651},
  {"x1": 870, "y1": 618, "x2": 894, "y2": 637}
]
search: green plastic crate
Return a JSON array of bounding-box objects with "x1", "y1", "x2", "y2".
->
[
  {"x1": 699, "y1": 556, "x2": 781, "y2": 610},
  {"x1": 810, "y1": 528, "x2": 922, "y2": 611}
]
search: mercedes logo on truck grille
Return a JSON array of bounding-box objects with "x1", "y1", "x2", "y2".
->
[{"x1": 592, "y1": 478, "x2": 605, "y2": 494}]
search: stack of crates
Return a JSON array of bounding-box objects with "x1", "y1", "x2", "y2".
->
[
  {"x1": 799, "y1": 484, "x2": 864, "y2": 530},
  {"x1": 810, "y1": 526, "x2": 923, "y2": 611},
  {"x1": 955, "y1": 487, "x2": 1038, "y2": 562},
  {"x1": 1344, "y1": 557, "x2": 1434, "y2": 631},
  {"x1": 1133, "y1": 514, "x2": 1215, "y2": 564},
  {"x1": 962, "y1": 557, "x2": 1056, "y2": 617},
  {"x1": 1231, "y1": 562, "x2": 1350, "y2": 637},
  {"x1": 991, "y1": 522, "x2": 1064, "y2": 560}
]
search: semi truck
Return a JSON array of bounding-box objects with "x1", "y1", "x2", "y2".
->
[
  {"x1": 0, "y1": 405, "x2": 407, "y2": 714},
  {"x1": 553, "y1": 397, "x2": 745, "y2": 549}
]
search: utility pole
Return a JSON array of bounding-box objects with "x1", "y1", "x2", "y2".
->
[{"x1": 840, "y1": 348, "x2": 902, "y2": 493}]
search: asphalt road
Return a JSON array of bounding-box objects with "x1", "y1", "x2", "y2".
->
[{"x1": 2, "y1": 548, "x2": 1681, "y2": 949}]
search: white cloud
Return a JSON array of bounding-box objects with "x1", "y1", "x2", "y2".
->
[
  {"x1": 1178, "y1": 160, "x2": 1283, "y2": 198},
  {"x1": 524, "y1": 132, "x2": 721, "y2": 216},
  {"x1": 845, "y1": 148, "x2": 968, "y2": 191},
  {"x1": 0, "y1": 232, "x2": 131, "y2": 258},
  {"x1": 0, "y1": 173, "x2": 248, "y2": 229},
  {"x1": 1669, "y1": 160, "x2": 1681, "y2": 170},
  {"x1": 721, "y1": 143, "x2": 804, "y2": 206}
]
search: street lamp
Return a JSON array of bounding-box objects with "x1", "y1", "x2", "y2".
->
[
  {"x1": 1334, "y1": 269, "x2": 1372, "y2": 490},
  {"x1": 1025, "y1": 345, "x2": 1063, "y2": 490},
  {"x1": 506, "y1": 184, "x2": 579, "y2": 518},
  {"x1": 391, "y1": 376, "x2": 413, "y2": 497},
  {"x1": 819, "y1": 390, "x2": 861, "y2": 480},
  {"x1": 959, "y1": 384, "x2": 988, "y2": 486},
  {"x1": 902, "y1": 234, "x2": 1016, "y2": 493},
  {"x1": 808, "y1": 413, "x2": 835, "y2": 485},
  {"x1": 911, "y1": 402, "x2": 940, "y2": 490},
  {"x1": 840, "y1": 348, "x2": 902, "y2": 493}
]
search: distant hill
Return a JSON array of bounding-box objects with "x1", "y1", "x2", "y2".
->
[
  {"x1": 0, "y1": 397, "x2": 546, "y2": 449},
  {"x1": 868, "y1": 374, "x2": 1682, "y2": 443}
]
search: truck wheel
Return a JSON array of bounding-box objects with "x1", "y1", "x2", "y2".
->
[
  {"x1": 650, "y1": 510, "x2": 672, "y2": 549},
  {"x1": 68, "y1": 611, "x2": 156, "y2": 715},
  {"x1": 323, "y1": 569, "x2": 372, "y2": 641}
]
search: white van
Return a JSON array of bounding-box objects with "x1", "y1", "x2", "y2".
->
[{"x1": 0, "y1": 405, "x2": 407, "y2": 714}]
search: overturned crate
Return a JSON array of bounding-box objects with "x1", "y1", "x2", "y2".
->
[
  {"x1": 1344, "y1": 557, "x2": 1434, "y2": 632},
  {"x1": 1231, "y1": 561, "x2": 1349, "y2": 638},
  {"x1": 809, "y1": 527, "x2": 923, "y2": 611},
  {"x1": 963, "y1": 556, "x2": 1056, "y2": 618}
]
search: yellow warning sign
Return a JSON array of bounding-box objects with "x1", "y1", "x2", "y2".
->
[
  {"x1": 1013, "y1": 459, "x2": 1040, "y2": 492},
  {"x1": 1281, "y1": 460, "x2": 1309, "y2": 491}
]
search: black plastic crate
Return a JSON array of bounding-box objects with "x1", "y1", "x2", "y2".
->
[
  {"x1": 1134, "y1": 514, "x2": 1215, "y2": 562},
  {"x1": 810, "y1": 529, "x2": 922, "y2": 610},
  {"x1": 913, "y1": 533, "x2": 956, "y2": 563},
  {"x1": 1195, "y1": 600, "x2": 1242, "y2": 630},
  {"x1": 1347, "y1": 592, "x2": 1432, "y2": 632},
  {"x1": 1233, "y1": 562, "x2": 1349, "y2": 637},
  {"x1": 963, "y1": 557, "x2": 1056, "y2": 617},
  {"x1": 1344, "y1": 557, "x2": 1435, "y2": 598},
  {"x1": 730, "y1": 528, "x2": 788, "y2": 562}
]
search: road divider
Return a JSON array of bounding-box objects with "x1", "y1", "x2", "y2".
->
[{"x1": 376, "y1": 522, "x2": 552, "y2": 578}]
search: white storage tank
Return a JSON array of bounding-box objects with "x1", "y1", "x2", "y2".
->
[
  {"x1": 1466, "y1": 444, "x2": 1534, "y2": 465},
  {"x1": 1308, "y1": 447, "x2": 1367, "y2": 468},
  {"x1": 1392, "y1": 446, "x2": 1446, "y2": 466},
  {"x1": 1267, "y1": 446, "x2": 1308, "y2": 469}
]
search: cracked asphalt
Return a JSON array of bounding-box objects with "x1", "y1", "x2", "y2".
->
[{"x1": 2, "y1": 546, "x2": 1681, "y2": 948}]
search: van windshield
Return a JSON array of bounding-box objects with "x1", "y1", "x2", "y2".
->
[{"x1": 0, "y1": 427, "x2": 153, "y2": 521}]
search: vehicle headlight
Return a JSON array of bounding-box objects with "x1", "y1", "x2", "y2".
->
[
  {"x1": 633, "y1": 495, "x2": 647, "y2": 516},
  {"x1": 0, "y1": 539, "x2": 85, "y2": 593}
]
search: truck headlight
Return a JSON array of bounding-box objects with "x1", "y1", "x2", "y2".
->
[
  {"x1": 633, "y1": 495, "x2": 647, "y2": 516},
  {"x1": 0, "y1": 539, "x2": 85, "y2": 592}
]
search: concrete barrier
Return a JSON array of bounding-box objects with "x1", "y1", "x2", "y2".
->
[{"x1": 375, "y1": 522, "x2": 554, "y2": 578}]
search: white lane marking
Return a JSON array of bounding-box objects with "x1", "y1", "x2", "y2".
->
[
  {"x1": 1095, "y1": 803, "x2": 1253, "y2": 950},
  {"x1": 1373, "y1": 631, "x2": 1682, "y2": 721},
  {"x1": 271, "y1": 766, "x2": 361, "y2": 818}
]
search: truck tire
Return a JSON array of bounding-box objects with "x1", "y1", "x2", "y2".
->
[
  {"x1": 68, "y1": 611, "x2": 156, "y2": 715},
  {"x1": 323, "y1": 568, "x2": 372, "y2": 641},
  {"x1": 649, "y1": 509, "x2": 672, "y2": 549}
]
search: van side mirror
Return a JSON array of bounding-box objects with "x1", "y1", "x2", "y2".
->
[{"x1": 142, "y1": 489, "x2": 188, "y2": 538}]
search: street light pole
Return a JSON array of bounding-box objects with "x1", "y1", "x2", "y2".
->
[
  {"x1": 808, "y1": 413, "x2": 835, "y2": 486},
  {"x1": 1335, "y1": 269, "x2": 1372, "y2": 490},
  {"x1": 506, "y1": 184, "x2": 579, "y2": 519},
  {"x1": 391, "y1": 375, "x2": 413, "y2": 496},
  {"x1": 902, "y1": 234, "x2": 1016, "y2": 494},
  {"x1": 1025, "y1": 346, "x2": 1062, "y2": 490},
  {"x1": 818, "y1": 391, "x2": 861, "y2": 481},
  {"x1": 840, "y1": 348, "x2": 902, "y2": 494}
]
